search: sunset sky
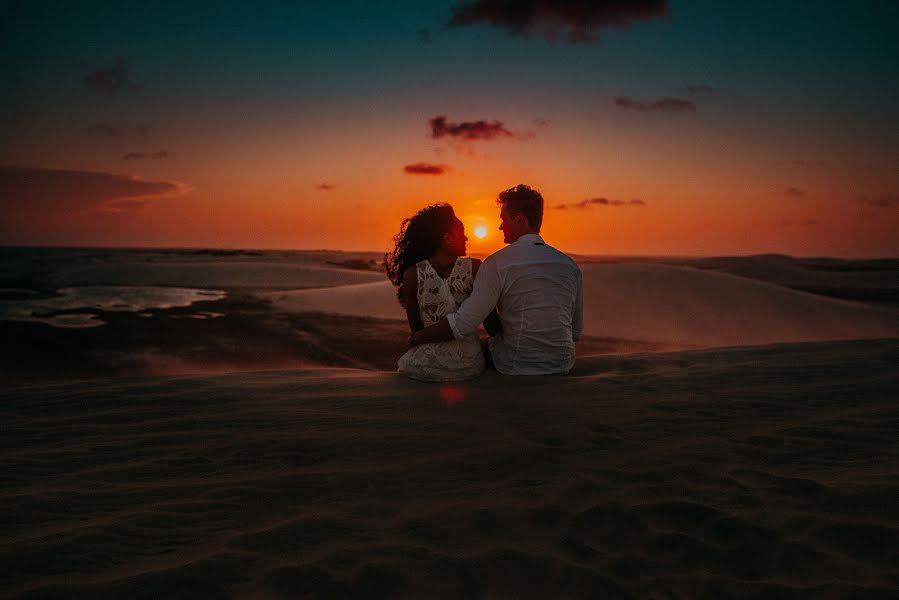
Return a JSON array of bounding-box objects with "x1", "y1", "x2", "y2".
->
[{"x1": 1, "y1": 1, "x2": 897, "y2": 257}]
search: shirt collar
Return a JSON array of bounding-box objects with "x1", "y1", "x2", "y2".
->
[{"x1": 515, "y1": 233, "x2": 544, "y2": 245}]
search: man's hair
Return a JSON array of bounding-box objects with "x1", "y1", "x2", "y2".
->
[{"x1": 497, "y1": 184, "x2": 543, "y2": 232}]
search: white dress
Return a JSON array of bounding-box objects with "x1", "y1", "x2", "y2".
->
[{"x1": 397, "y1": 257, "x2": 486, "y2": 381}]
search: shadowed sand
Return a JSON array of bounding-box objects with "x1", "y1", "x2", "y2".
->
[
  {"x1": 2, "y1": 249, "x2": 898, "y2": 598},
  {"x1": 2, "y1": 339, "x2": 898, "y2": 599}
]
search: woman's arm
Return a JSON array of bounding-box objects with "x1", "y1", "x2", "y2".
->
[
  {"x1": 402, "y1": 267, "x2": 424, "y2": 334},
  {"x1": 471, "y1": 258, "x2": 502, "y2": 336}
]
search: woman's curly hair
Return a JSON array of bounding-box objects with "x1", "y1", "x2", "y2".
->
[{"x1": 385, "y1": 203, "x2": 459, "y2": 307}]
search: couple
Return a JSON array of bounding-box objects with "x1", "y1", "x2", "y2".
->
[{"x1": 385, "y1": 184, "x2": 583, "y2": 381}]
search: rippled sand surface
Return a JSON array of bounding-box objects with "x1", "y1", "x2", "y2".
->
[{"x1": 3, "y1": 339, "x2": 898, "y2": 599}]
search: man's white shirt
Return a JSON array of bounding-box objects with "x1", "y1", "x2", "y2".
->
[{"x1": 447, "y1": 234, "x2": 583, "y2": 375}]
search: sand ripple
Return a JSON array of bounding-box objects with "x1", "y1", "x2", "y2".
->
[{"x1": 2, "y1": 339, "x2": 898, "y2": 598}]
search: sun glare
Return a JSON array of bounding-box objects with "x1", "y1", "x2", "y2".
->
[{"x1": 474, "y1": 225, "x2": 488, "y2": 239}]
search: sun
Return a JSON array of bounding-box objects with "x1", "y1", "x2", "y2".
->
[{"x1": 473, "y1": 225, "x2": 488, "y2": 239}]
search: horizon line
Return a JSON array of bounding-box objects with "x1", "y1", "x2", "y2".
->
[{"x1": 1, "y1": 244, "x2": 897, "y2": 261}]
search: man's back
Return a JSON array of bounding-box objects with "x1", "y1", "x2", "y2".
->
[{"x1": 447, "y1": 233, "x2": 583, "y2": 375}]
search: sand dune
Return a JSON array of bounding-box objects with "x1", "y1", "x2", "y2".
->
[
  {"x1": 3, "y1": 339, "x2": 897, "y2": 599},
  {"x1": 264, "y1": 281, "x2": 404, "y2": 321},
  {"x1": 664, "y1": 254, "x2": 899, "y2": 303},
  {"x1": 265, "y1": 263, "x2": 899, "y2": 348},
  {"x1": 580, "y1": 263, "x2": 898, "y2": 346}
]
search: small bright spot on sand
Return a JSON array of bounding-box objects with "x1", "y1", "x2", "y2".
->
[{"x1": 474, "y1": 226, "x2": 488, "y2": 239}]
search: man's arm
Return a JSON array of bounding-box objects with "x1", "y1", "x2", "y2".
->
[
  {"x1": 411, "y1": 257, "x2": 502, "y2": 346},
  {"x1": 409, "y1": 317, "x2": 454, "y2": 346},
  {"x1": 472, "y1": 258, "x2": 502, "y2": 337},
  {"x1": 572, "y1": 266, "x2": 584, "y2": 342}
]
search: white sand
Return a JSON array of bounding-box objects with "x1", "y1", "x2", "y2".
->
[{"x1": 264, "y1": 262, "x2": 899, "y2": 348}]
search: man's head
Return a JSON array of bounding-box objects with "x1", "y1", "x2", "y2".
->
[{"x1": 497, "y1": 184, "x2": 543, "y2": 244}]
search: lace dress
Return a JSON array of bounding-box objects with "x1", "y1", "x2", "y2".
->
[{"x1": 397, "y1": 257, "x2": 486, "y2": 381}]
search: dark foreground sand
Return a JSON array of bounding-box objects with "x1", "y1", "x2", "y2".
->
[{"x1": 3, "y1": 339, "x2": 898, "y2": 599}]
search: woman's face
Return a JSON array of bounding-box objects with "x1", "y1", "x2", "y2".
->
[{"x1": 442, "y1": 220, "x2": 468, "y2": 257}]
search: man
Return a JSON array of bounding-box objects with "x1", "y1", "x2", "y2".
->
[{"x1": 411, "y1": 184, "x2": 583, "y2": 375}]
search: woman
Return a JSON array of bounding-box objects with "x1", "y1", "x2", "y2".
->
[{"x1": 385, "y1": 203, "x2": 500, "y2": 381}]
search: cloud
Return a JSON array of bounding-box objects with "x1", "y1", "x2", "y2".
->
[
  {"x1": 686, "y1": 84, "x2": 719, "y2": 97},
  {"x1": 84, "y1": 57, "x2": 142, "y2": 93},
  {"x1": 87, "y1": 121, "x2": 154, "y2": 140},
  {"x1": 316, "y1": 182, "x2": 336, "y2": 191},
  {"x1": 430, "y1": 115, "x2": 518, "y2": 141},
  {"x1": 122, "y1": 150, "x2": 173, "y2": 160},
  {"x1": 803, "y1": 218, "x2": 821, "y2": 226},
  {"x1": 554, "y1": 197, "x2": 645, "y2": 209},
  {"x1": 404, "y1": 163, "x2": 449, "y2": 175},
  {"x1": 774, "y1": 159, "x2": 826, "y2": 168},
  {"x1": 785, "y1": 187, "x2": 806, "y2": 198},
  {"x1": 445, "y1": 0, "x2": 668, "y2": 44},
  {"x1": 95, "y1": 198, "x2": 154, "y2": 215},
  {"x1": 864, "y1": 194, "x2": 898, "y2": 209},
  {"x1": 615, "y1": 96, "x2": 696, "y2": 112},
  {"x1": 0, "y1": 165, "x2": 190, "y2": 225}
]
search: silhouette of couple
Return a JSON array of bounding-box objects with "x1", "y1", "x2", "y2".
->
[{"x1": 386, "y1": 184, "x2": 583, "y2": 381}]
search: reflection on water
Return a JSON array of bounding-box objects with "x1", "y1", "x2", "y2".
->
[{"x1": 0, "y1": 286, "x2": 227, "y2": 328}]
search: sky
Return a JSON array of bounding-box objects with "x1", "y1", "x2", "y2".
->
[{"x1": 1, "y1": 0, "x2": 897, "y2": 257}]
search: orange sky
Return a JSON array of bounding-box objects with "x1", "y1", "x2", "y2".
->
[{"x1": 2, "y1": 2, "x2": 897, "y2": 257}]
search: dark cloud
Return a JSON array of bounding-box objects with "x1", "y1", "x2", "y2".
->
[
  {"x1": 84, "y1": 57, "x2": 142, "y2": 93},
  {"x1": 686, "y1": 84, "x2": 719, "y2": 97},
  {"x1": 96, "y1": 198, "x2": 153, "y2": 215},
  {"x1": 122, "y1": 150, "x2": 173, "y2": 160},
  {"x1": 446, "y1": 0, "x2": 668, "y2": 44},
  {"x1": 554, "y1": 197, "x2": 645, "y2": 209},
  {"x1": 87, "y1": 121, "x2": 154, "y2": 140},
  {"x1": 775, "y1": 159, "x2": 826, "y2": 168},
  {"x1": 316, "y1": 182, "x2": 336, "y2": 191},
  {"x1": 865, "y1": 194, "x2": 898, "y2": 209},
  {"x1": 615, "y1": 96, "x2": 696, "y2": 112},
  {"x1": 430, "y1": 115, "x2": 517, "y2": 141},
  {"x1": 418, "y1": 28, "x2": 433, "y2": 44},
  {"x1": 404, "y1": 163, "x2": 449, "y2": 175},
  {"x1": 0, "y1": 165, "x2": 189, "y2": 225},
  {"x1": 785, "y1": 187, "x2": 806, "y2": 198},
  {"x1": 803, "y1": 218, "x2": 821, "y2": 226}
]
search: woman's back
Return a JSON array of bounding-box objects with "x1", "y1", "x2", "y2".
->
[
  {"x1": 398, "y1": 257, "x2": 485, "y2": 381},
  {"x1": 416, "y1": 257, "x2": 473, "y2": 326}
]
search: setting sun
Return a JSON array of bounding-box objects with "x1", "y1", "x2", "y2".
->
[{"x1": 473, "y1": 225, "x2": 488, "y2": 239}]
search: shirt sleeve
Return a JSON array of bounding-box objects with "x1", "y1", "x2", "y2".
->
[
  {"x1": 572, "y1": 265, "x2": 584, "y2": 342},
  {"x1": 447, "y1": 257, "x2": 502, "y2": 340}
]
